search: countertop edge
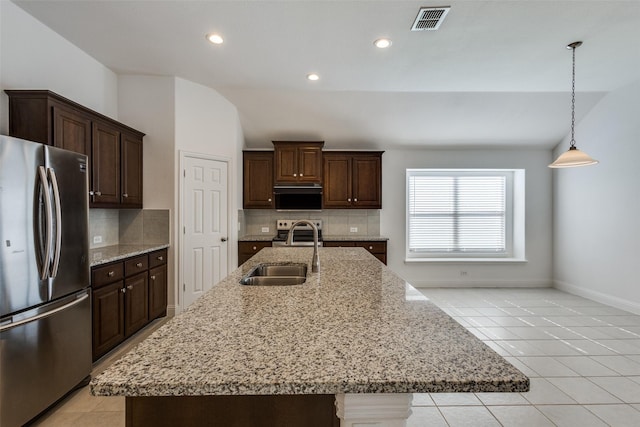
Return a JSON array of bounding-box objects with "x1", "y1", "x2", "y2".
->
[{"x1": 90, "y1": 244, "x2": 170, "y2": 267}]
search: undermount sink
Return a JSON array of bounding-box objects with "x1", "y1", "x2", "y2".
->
[{"x1": 239, "y1": 263, "x2": 308, "y2": 286}]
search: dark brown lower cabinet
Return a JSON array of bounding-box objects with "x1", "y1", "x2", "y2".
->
[
  {"x1": 149, "y1": 264, "x2": 168, "y2": 320},
  {"x1": 92, "y1": 281, "x2": 125, "y2": 359},
  {"x1": 124, "y1": 273, "x2": 149, "y2": 337},
  {"x1": 91, "y1": 248, "x2": 168, "y2": 361},
  {"x1": 323, "y1": 240, "x2": 387, "y2": 265}
]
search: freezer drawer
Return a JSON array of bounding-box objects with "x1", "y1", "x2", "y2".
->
[{"x1": 0, "y1": 290, "x2": 92, "y2": 427}]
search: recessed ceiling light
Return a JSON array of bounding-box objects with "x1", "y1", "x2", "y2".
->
[
  {"x1": 374, "y1": 38, "x2": 392, "y2": 49},
  {"x1": 206, "y1": 33, "x2": 224, "y2": 45},
  {"x1": 307, "y1": 73, "x2": 320, "y2": 81}
]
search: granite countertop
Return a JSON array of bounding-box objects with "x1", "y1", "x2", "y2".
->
[
  {"x1": 89, "y1": 244, "x2": 170, "y2": 267},
  {"x1": 238, "y1": 234, "x2": 275, "y2": 242},
  {"x1": 91, "y1": 247, "x2": 528, "y2": 397}
]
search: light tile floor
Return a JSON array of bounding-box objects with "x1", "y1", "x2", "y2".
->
[{"x1": 30, "y1": 288, "x2": 640, "y2": 426}]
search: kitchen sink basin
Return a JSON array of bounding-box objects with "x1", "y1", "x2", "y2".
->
[{"x1": 239, "y1": 263, "x2": 308, "y2": 286}]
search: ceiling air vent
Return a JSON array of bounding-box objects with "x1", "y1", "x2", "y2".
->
[{"x1": 411, "y1": 6, "x2": 450, "y2": 31}]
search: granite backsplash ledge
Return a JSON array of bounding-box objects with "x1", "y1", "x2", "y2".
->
[{"x1": 89, "y1": 209, "x2": 170, "y2": 249}]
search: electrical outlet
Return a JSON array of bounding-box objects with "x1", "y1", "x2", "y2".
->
[
  {"x1": 93, "y1": 235, "x2": 102, "y2": 244},
  {"x1": 460, "y1": 270, "x2": 468, "y2": 276},
  {"x1": 261, "y1": 227, "x2": 270, "y2": 233},
  {"x1": 350, "y1": 227, "x2": 358, "y2": 233}
]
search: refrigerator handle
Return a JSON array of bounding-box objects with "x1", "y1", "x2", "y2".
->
[
  {"x1": 37, "y1": 166, "x2": 53, "y2": 280},
  {"x1": 0, "y1": 292, "x2": 89, "y2": 332},
  {"x1": 48, "y1": 167, "x2": 62, "y2": 277}
]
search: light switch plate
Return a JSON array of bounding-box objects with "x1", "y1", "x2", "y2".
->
[
  {"x1": 350, "y1": 227, "x2": 358, "y2": 233},
  {"x1": 261, "y1": 227, "x2": 270, "y2": 233}
]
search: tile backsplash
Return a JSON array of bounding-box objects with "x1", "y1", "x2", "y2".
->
[
  {"x1": 241, "y1": 209, "x2": 380, "y2": 237},
  {"x1": 89, "y1": 209, "x2": 170, "y2": 249}
]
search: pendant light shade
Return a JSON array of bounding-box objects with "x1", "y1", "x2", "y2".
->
[{"x1": 549, "y1": 41, "x2": 599, "y2": 168}]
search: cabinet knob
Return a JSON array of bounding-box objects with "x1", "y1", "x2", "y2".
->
[
  {"x1": 123, "y1": 193, "x2": 129, "y2": 198},
  {"x1": 95, "y1": 191, "x2": 102, "y2": 196},
  {"x1": 89, "y1": 191, "x2": 94, "y2": 196},
  {"x1": 108, "y1": 271, "x2": 115, "y2": 277},
  {"x1": 121, "y1": 288, "x2": 126, "y2": 293},
  {"x1": 252, "y1": 246, "x2": 257, "y2": 251},
  {"x1": 127, "y1": 285, "x2": 134, "y2": 290},
  {"x1": 157, "y1": 256, "x2": 164, "y2": 261},
  {"x1": 347, "y1": 198, "x2": 351, "y2": 202},
  {"x1": 354, "y1": 198, "x2": 358, "y2": 202},
  {"x1": 300, "y1": 173, "x2": 303, "y2": 177},
  {"x1": 369, "y1": 246, "x2": 373, "y2": 250},
  {"x1": 136, "y1": 262, "x2": 143, "y2": 268},
  {"x1": 293, "y1": 173, "x2": 297, "y2": 177},
  {"x1": 268, "y1": 198, "x2": 272, "y2": 202},
  {"x1": 151, "y1": 275, "x2": 156, "y2": 280}
]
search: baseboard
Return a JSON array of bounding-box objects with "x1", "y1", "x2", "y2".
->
[
  {"x1": 167, "y1": 304, "x2": 179, "y2": 317},
  {"x1": 412, "y1": 279, "x2": 552, "y2": 288},
  {"x1": 554, "y1": 280, "x2": 640, "y2": 315}
]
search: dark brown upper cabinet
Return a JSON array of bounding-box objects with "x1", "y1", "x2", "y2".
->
[
  {"x1": 323, "y1": 151, "x2": 383, "y2": 209},
  {"x1": 5, "y1": 90, "x2": 144, "y2": 209},
  {"x1": 273, "y1": 141, "x2": 323, "y2": 184},
  {"x1": 243, "y1": 151, "x2": 274, "y2": 209}
]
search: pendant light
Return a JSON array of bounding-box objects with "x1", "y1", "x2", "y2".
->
[{"x1": 549, "y1": 41, "x2": 599, "y2": 168}]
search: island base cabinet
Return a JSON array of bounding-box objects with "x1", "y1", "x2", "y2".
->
[{"x1": 125, "y1": 395, "x2": 339, "y2": 427}]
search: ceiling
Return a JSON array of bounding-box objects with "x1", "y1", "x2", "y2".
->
[{"x1": 13, "y1": 0, "x2": 640, "y2": 150}]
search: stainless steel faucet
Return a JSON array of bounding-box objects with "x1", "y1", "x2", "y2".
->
[{"x1": 286, "y1": 220, "x2": 320, "y2": 273}]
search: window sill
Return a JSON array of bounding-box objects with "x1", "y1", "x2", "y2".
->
[{"x1": 405, "y1": 257, "x2": 527, "y2": 264}]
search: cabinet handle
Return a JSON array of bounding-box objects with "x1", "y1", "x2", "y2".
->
[
  {"x1": 108, "y1": 271, "x2": 115, "y2": 277},
  {"x1": 95, "y1": 191, "x2": 102, "y2": 196},
  {"x1": 151, "y1": 275, "x2": 156, "y2": 280},
  {"x1": 127, "y1": 285, "x2": 134, "y2": 290},
  {"x1": 123, "y1": 193, "x2": 129, "y2": 198},
  {"x1": 136, "y1": 262, "x2": 143, "y2": 268},
  {"x1": 157, "y1": 256, "x2": 164, "y2": 261}
]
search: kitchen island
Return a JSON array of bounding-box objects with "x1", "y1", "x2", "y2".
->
[{"x1": 91, "y1": 247, "x2": 528, "y2": 426}]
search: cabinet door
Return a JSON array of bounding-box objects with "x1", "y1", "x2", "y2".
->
[
  {"x1": 323, "y1": 154, "x2": 352, "y2": 208},
  {"x1": 124, "y1": 273, "x2": 149, "y2": 337},
  {"x1": 243, "y1": 152, "x2": 274, "y2": 208},
  {"x1": 149, "y1": 265, "x2": 168, "y2": 320},
  {"x1": 274, "y1": 144, "x2": 298, "y2": 183},
  {"x1": 238, "y1": 241, "x2": 272, "y2": 265},
  {"x1": 91, "y1": 121, "x2": 121, "y2": 206},
  {"x1": 92, "y1": 281, "x2": 125, "y2": 360},
  {"x1": 52, "y1": 105, "x2": 92, "y2": 155},
  {"x1": 298, "y1": 145, "x2": 323, "y2": 183},
  {"x1": 121, "y1": 132, "x2": 143, "y2": 207},
  {"x1": 352, "y1": 154, "x2": 382, "y2": 209}
]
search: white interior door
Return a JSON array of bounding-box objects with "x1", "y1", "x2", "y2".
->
[{"x1": 182, "y1": 155, "x2": 228, "y2": 310}]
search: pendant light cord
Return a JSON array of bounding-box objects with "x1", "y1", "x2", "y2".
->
[{"x1": 570, "y1": 44, "x2": 577, "y2": 148}]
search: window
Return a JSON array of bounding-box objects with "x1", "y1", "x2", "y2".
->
[{"x1": 406, "y1": 169, "x2": 525, "y2": 261}]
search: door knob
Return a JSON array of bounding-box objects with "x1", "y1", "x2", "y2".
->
[{"x1": 221, "y1": 237, "x2": 228, "y2": 242}]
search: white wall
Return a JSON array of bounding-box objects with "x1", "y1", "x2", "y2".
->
[
  {"x1": 174, "y1": 77, "x2": 243, "y2": 302},
  {"x1": 381, "y1": 149, "x2": 553, "y2": 288},
  {"x1": 553, "y1": 79, "x2": 640, "y2": 313},
  {"x1": 0, "y1": 1, "x2": 118, "y2": 133}
]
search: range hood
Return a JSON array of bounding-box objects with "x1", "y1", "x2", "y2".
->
[{"x1": 273, "y1": 185, "x2": 323, "y2": 211}]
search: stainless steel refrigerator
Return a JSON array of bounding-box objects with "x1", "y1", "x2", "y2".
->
[{"x1": 0, "y1": 135, "x2": 91, "y2": 427}]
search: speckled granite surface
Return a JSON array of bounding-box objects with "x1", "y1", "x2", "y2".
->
[
  {"x1": 238, "y1": 234, "x2": 275, "y2": 241},
  {"x1": 89, "y1": 244, "x2": 170, "y2": 266},
  {"x1": 91, "y1": 247, "x2": 528, "y2": 397}
]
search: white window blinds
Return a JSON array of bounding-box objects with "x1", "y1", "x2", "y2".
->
[{"x1": 407, "y1": 171, "x2": 509, "y2": 255}]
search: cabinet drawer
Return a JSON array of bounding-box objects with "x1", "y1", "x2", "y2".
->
[
  {"x1": 92, "y1": 262, "x2": 124, "y2": 288},
  {"x1": 239, "y1": 241, "x2": 272, "y2": 254},
  {"x1": 354, "y1": 241, "x2": 386, "y2": 254},
  {"x1": 322, "y1": 241, "x2": 355, "y2": 248},
  {"x1": 125, "y1": 255, "x2": 148, "y2": 277},
  {"x1": 149, "y1": 249, "x2": 168, "y2": 268}
]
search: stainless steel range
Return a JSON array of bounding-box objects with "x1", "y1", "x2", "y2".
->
[{"x1": 272, "y1": 219, "x2": 323, "y2": 247}]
